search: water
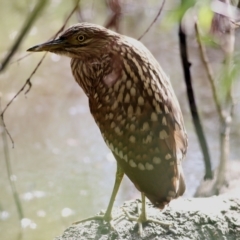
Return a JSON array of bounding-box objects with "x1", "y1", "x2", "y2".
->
[{"x1": 1, "y1": 1, "x2": 240, "y2": 240}]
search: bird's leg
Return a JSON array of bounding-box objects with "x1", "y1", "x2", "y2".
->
[
  {"x1": 102, "y1": 163, "x2": 124, "y2": 222},
  {"x1": 123, "y1": 193, "x2": 171, "y2": 236},
  {"x1": 73, "y1": 163, "x2": 124, "y2": 228}
]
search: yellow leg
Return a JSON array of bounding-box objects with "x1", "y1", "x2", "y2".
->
[
  {"x1": 74, "y1": 163, "x2": 124, "y2": 226},
  {"x1": 102, "y1": 163, "x2": 124, "y2": 221},
  {"x1": 123, "y1": 193, "x2": 171, "y2": 236}
]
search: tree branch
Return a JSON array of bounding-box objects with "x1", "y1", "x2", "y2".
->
[
  {"x1": 0, "y1": 0, "x2": 48, "y2": 73},
  {"x1": 194, "y1": 21, "x2": 224, "y2": 122},
  {"x1": 0, "y1": 100, "x2": 24, "y2": 221},
  {"x1": 0, "y1": 0, "x2": 81, "y2": 147},
  {"x1": 178, "y1": 24, "x2": 213, "y2": 180},
  {"x1": 138, "y1": 0, "x2": 166, "y2": 41}
]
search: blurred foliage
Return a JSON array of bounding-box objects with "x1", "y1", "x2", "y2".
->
[
  {"x1": 198, "y1": 2, "x2": 213, "y2": 31},
  {"x1": 165, "y1": 0, "x2": 196, "y2": 25}
]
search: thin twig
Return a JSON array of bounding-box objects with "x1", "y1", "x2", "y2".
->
[
  {"x1": 0, "y1": 99, "x2": 24, "y2": 221},
  {"x1": 0, "y1": 0, "x2": 81, "y2": 147},
  {"x1": 213, "y1": 12, "x2": 235, "y2": 193},
  {"x1": 194, "y1": 21, "x2": 224, "y2": 122},
  {"x1": 1, "y1": 52, "x2": 47, "y2": 117},
  {"x1": 54, "y1": 0, "x2": 81, "y2": 38},
  {"x1": 225, "y1": 57, "x2": 235, "y2": 115},
  {"x1": 0, "y1": 0, "x2": 48, "y2": 73},
  {"x1": 10, "y1": 53, "x2": 32, "y2": 65},
  {"x1": 0, "y1": 114, "x2": 14, "y2": 148},
  {"x1": 10, "y1": 0, "x2": 81, "y2": 66},
  {"x1": 138, "y1": 0, "x2": 166, "y2": 40}
]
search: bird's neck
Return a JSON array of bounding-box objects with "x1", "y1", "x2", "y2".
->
[{"x1": 70, "y1": 55, "x2": 113, "y2": 98}]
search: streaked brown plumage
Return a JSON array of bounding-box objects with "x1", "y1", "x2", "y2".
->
[{"x1": 28, "y1": 22, "x2": 187, "y2": 230}]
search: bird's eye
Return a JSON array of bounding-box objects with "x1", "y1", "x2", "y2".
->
[{"x1": 77, "y1": 35, "x2": 85, "y2": 42}]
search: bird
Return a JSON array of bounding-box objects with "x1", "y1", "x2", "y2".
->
[{"x1": 28, "y1": 22, "x2": 187, "y2": 234}]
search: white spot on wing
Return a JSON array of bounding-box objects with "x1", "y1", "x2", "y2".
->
[
  {"x1": 165, "y1": 153, "x2": 171, "y2": 160},
  {"x1": 128, "y1": 105, "x2": 133, "y2": 116},
  {"x1": 109, "y1": 143, "x2": 114, "y2": 151},
  {"x1": 136, "y1": 106, "x2": 141, "y2": 115},
  {"x1": 164, "y1": 105, "x2": 169, "y2": 113},
  {"x1": 123, "y1": 155, "x2": 128, "y2": 162},
  {"x1": 130, "y1": 124, "x2": 135, "y2": 131},
  {"x1": 138, "y1": 163, "x2": 145, "y2": 170},
  {"x1": 111, "y1": 101, "x2": 118, "y2": 110},
  {"x1": 115, "y1": 127, "x2": 123, "y2": 135},
  {"x1": 114, "y1": 147, "x2": 119, "y2": 155},
  {"x1": 141, "y1": 122, "x2": 150, "y2": 131},
  {"x1": 145, "y1": 162, "x2": 154, "y2": 170},
  {"x1": 130, "y1": 87, "x2": 136, "y2": 96},
  {"x1": 151, "y1": 112, "x2": 158, "y2": 122},
  {"x1": 143, "y1": 135, "x2": 152, "y2": 144},
  {"x1": 109, "y1": 113, "x2": 114, "y2": 119},
  {"x1": 155, "y1": 105, "x2": 162, "y2": 113},
  {"x1": 124, "y1": 93, "x2": 130, "y2": 103},
  {"x1": 159, "y1": 130, "x2": 168, "y2": 139},
  {"x1": 129, "y1": 159, "x2": 137, "y2": 167},
  {"x1": 117, "y1": 92, "x2": 123, "y2": 102},
  {"x1": 153, "y1": 157, "x2": 161, "y2": 164},
  {"x1": 118, "y1": 150, "x2": 123, "y2": 158},
  {"x1": 147, "y1": 88, "x2": 153, "y2": 96},
  {"x1": 129, "y1": 135, "x2": 136, "y2": 143},
  {"x1": 162, "y1": 117, "x2": 167, "y2": 125},
  {"x1": 126, "y1": 80, "x2": 132, "y2": 89},
  {"x1": 138, "y1": 96, "x2": 144, "y2": 105}
]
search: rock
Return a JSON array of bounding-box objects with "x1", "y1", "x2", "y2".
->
[{"x1": 55, "y1": 197, "x2": 240, "y2": 240}]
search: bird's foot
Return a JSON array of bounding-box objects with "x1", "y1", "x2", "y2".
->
[
  {"x1": 122, "y1": 201, "x2": 172, "y2": 237},
  {"x1": 73, "y1": 210, "x2": 125, "y2": 232}
]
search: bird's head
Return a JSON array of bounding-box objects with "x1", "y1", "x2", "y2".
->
[{"x1": 27, "y1": 22, "x2": 118, "y2": 59}]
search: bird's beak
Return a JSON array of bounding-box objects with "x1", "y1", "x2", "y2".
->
[{"x1": 27, "y1": 38, "x2": 65, "y2": 52}]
